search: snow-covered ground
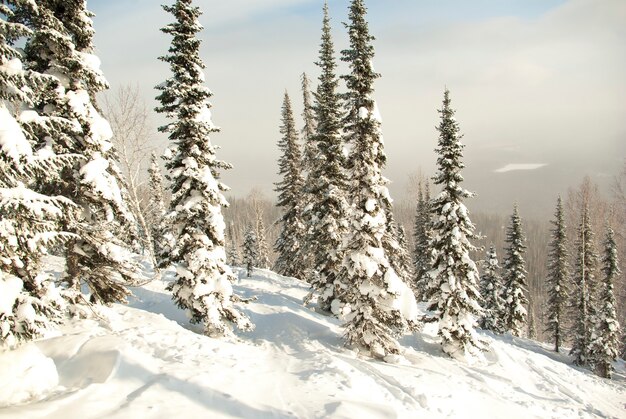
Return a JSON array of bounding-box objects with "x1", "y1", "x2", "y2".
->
[{"x1": 1, "y1": 263, "x2": 624, "y2": 418}]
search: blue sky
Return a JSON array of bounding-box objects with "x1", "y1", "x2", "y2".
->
[{"x1": 90, "y1": 0, "x2": 625, "y2": 218}]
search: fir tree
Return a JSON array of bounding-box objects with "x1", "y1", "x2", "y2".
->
[
  {"x1": 590, "y1": 224, "x2": 621, "y2": 378},
  {"x1": 336, "y1": 0, "x2": 418, "y2": 358},
  {"x1": 413, "y1": 181, "x2": 432, "y2": 301},
  {"x1": 0, "y1": 3, "x2": 73, "y2": 344},
  {"x1": 501, "y1": 204, "x2": 529, "y2": 337},
  {"x1": 303, "y1": 2, "x2": 351, "y2": 311},
  {"x1": 300, "y1": 72, "x2": 317, "y2": 174},
  {"x1": 226, "y1": 223, "x2": 241, "y2": 267},
  {"x1": 255, "y1": 204, "x2": 270, "y2": 270},
  {"x1": 423, "y1": 88, "x2": 484, "y2": 359},
  {"x1": 147, "y1": 151, "x2": 168, "y2": 269},
  {"x1": 242, "y1": 225, "x2": 258, "y2": 278},
  {"x1": 394, "y1": 225, "x2": 413, "y2": 284},
  {"x1": 546, "y1": 196, "x2": 570, "y2": 352},
  {"x1": 570, "y1": 203, "x2": 598, "y2": 367},
  {"x1": 297, "y1": 72, "x2": 317, "y2": 277},
  {"x1": 274, "y1": 92, "x2": 306, "y2": 279},
  {"x1": 155, "y1": 0, "x2": 252, "y2": 336},
  {"x1": 20, "y1": 0, "x2": 142, "y2": 305},
  {"x1": 527, "y1": 304, "x2": 537, "y2": 340},
  {"x1": 479, "y1": 245, "x2": 506, "y2": 333}
]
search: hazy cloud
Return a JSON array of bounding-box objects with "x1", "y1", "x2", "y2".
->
[{"x1": 494, "y1": 164, "x2": 547, "y2": 173}]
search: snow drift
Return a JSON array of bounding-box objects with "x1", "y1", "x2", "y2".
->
[{"x1": 0, "y1": 265, "x2": 624, "y2": 418}]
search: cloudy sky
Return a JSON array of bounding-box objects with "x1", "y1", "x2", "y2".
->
[{"x1": 90, "y1": 0, "x2": 625, "y2": 219}]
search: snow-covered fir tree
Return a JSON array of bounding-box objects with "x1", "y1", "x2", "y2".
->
[
  {"x1": 147, "y1": 151, "x2": 168, "y2": 269},
  {"x1": 546, "y1": 196, "x2": 570, "y2": 352},
  {"x1": 413, "y1": 181, "x2": 432, "y2": 301},
  {"x1": 300, "y1": 72, "x2": 317, "y2": 174},
  {"x1": 394, "y1": 225, "x2": 413, "y2": 285},
  {"x1": 242, "y1": 225, "x2": 258, "y2": 278},
  {"x1": 501, "y1": 205, "x2": 529, "y2": 337},
  {"x1": 0, "y1": 4, "x2": 73, "y2": 345},
  {"x1": 527, "y1": 304, "x2": 537, "y2": 340},
  {"x1": 479, "y1": 245, "x2": 506, "y2": 333},
  {"x1": 226, "y1": 223, "x2": 241, "y2": 267},
  {"x1": 303, "y1": 2, "x2": 351, "y2": 311},
  {"x1": 274, "y1": 92, "x2": 307, "y2": 279},
  {"x1": 570, "y1": 203, "x2": 599, "y2": 367},
  {"x1": 254, "y1": 204, "x2": 270, "y2": 270},
  {"x1": 335, "y1": 0, "x2": 418, "y2": 358},
  {"x1": 20, "y1": 0, "x2": 141, "y2": 305},
  {"x1": 297, "y1": 72, "x2": 317, "y2": 277},
  {"x1": 422, "y1": 88, "x2": 484, "y2": 359},
  {"x1": 590, "y1": 224, "x2": 621, "y2": 378},
  {"x1": 155, "y1": 0, "x2": 252, "y2": 336}
]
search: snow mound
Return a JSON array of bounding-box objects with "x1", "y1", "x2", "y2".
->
[
  {"x1": 0, "y1": 343, "x2": 58, "y2": 407},
  {"x1": 0, "y1": 266, "x2": 624, "y2": 418}
]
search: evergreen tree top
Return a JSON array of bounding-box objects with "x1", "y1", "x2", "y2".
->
[
  {"x1": 341, "y1": 0, "x2": 379, "y2": 104},
  {"x1": 602, "y1": 223, "x2": 620, "y2": 280},
  {"x1": 432, "y1": 89, "x2": 469, "y2": 197},
  {"x1": 275, "y1": 91, "x2": 303, "y2": 207},
  {"x1": 505, "y1": 204, "x2": 526, "y2": 258}
]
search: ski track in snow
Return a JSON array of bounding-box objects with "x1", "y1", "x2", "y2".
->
[{"x1": 1, "y1": 265, "x2": 625, "y2": 418}]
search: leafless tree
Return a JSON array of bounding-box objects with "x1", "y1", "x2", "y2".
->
[{"x1": 103, "y1": 84, "x2": 158, "y2": 268}]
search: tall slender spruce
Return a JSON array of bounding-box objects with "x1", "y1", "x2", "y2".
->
[
  {"x1": 147, "y1": 151, "x2": 169, "y2": 269},
  {"x1": 413, "y1": 181, "x2": 432, "y2": 300},
  {"x1": 303, "y1": 2, "x2": 351, "y2": 311},
  {"x1": 274, "y1": 92, "x2": 306, "y2": 279},
  {"x1": 242, "y1": 225, "x2": 258, "y2": 278},
  {"x1": 336, "y1": 0, "x2": 418, "y2": 358},
  {"x1": 546, "y1": 196, "x2": 570, "y2": 352},
  {"x1": 298, "y1": 72, "x2": 317, "y2": 277},
  {"x1": 226, "y1": 223, "x2": 241, "y2": 267},
  {"x1": 501, "y1": 204, "x2": 529, "y2": 337},
  {"x1": 255, "y1": 204, "x2": 270, "y2": 270},
  {"x1": 479, "y1": 245, "x2": 506, "y2": 333},
  {"x1": 590, "y1": 224, "x2": 621, "y2": 378},
  {"x1": 155, "y1": 0, "x2": 252, "y2": 336},
  {"x1": 423, "y1": 89, "x2": 484, "y2": 359},
  {"x1": 570, "y1": 203, "x2": 598, "y2": 367}
]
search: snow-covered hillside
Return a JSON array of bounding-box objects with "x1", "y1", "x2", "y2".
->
[{"x1": 1, "y1": 263, "x2": 624, "y2": 419}]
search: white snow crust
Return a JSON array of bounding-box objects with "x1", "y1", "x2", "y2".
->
[{"x1": 0, "y1": 262, "x2": 624, "y2": 418}]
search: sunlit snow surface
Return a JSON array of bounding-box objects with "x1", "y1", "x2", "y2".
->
[{"x1": 1, "y1": 261, "x2": 624, "y2": 418}]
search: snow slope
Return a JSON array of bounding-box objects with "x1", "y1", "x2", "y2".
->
[{"x1": 1, "y1": 265, "x2": 624, "y2": 418}]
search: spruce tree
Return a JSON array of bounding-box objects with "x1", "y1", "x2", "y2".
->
[
  {"x1": 255, "y1": 204, "x2": 270, "y2": 270},
  {"x1": 0, "y1": 3, "x2": 73, "y2": 344},
  {"x1": 303, "y1": 2, "x2": 351, "y2": 311},
  {"x1": 501, "y1": 204, "x2": 529, "y2": 337},
  {"x1": 274, "y1": 92, "x2": 306, "y2": 279},
  {"x1": 395, "y1": 225, "x2": 413, "y2": 284},
  {"x1": 20, "y1": 0, "x2": 142, "y2": 305},
  {"x1": 297, "y1": 72, "x2": 317, "y2": 277},
  {"x1": 147, "y1": 151, "x2": 168, "y2": 269},
  {"x1": 300, "y1": 72, "x2": 317, "y2": 174},
  {"x1": 155, "y1": 0, "x2": 252, "y2": 336},
  {"x1": 335, "y1": 0, "x2": 418, "y2": 358},
  {"x1": 423, "y1": 88, "x2": 484, "y2": 359},
  {"x1": 479, "y1": 245, "x2": 506, "y2": 333},
  {"x1": 590, "y1": 224, "x2": 621, "y2": 378},
  {"x1": 570, "y1": 203, "x2": 599, "y2": 367},
  {"x1": 242, "y1": 226, "x2": 258, "y2": 278},
  {"x1": 546, "y1": 196, "x2": 570, "y2": 352},
  {"x1": 413, "y1": 181, "x2": 432, "y2": 300},
  {"x1": 226, "y1": 223, "x2": 241, "y2": 267}
]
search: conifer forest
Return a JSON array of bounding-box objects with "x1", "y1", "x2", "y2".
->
[{"x1": 1, "y1": 0, "x2": 624, "y2": 417}]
